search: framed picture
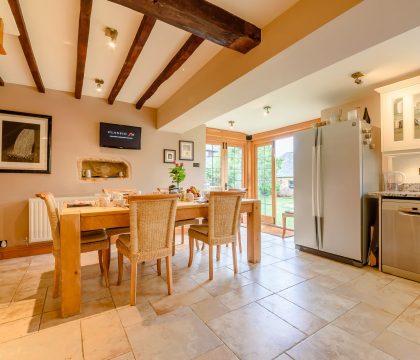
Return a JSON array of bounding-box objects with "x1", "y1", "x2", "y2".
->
[
  {"x1": 163, "y1": 149, "x2": 176, "y2": 163},
  {"x1": 0, "y1": 110, "x2": 52, "y2": 173},
  {"x1": 179, "y1": 140, "x2": 194, "y2": 161}
]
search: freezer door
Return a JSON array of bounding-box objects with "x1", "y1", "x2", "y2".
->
[
  {"x1": 294, "y1": 128, "x2": 318, "y2": 249},
  {"x1": 319, "y1": 121, "x2": 362, "y2": 261}
]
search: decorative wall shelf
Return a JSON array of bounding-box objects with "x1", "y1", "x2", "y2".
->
[{"x1": 78, "y1": 158, "x2": 130, "y2": 181}]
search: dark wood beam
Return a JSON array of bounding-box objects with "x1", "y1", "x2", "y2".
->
[
  {"x1": 108, "y1": 16, "x2": 156, "y2": 105},
  {"x1": 8, "y1": 0, "x2": 45, "y2": 92},
  {"x1": 0, "y1": 76, "x2": 4, "y2": 86},
  {"x1": 136, "y1": 34, "x2": 204, "y2": 109},
  {"x1": 108, "y1": 0, "x2": 261, "y2": 54},
  {"x1": 75, "y1": 0, "x2": 93, "y2": 99}
]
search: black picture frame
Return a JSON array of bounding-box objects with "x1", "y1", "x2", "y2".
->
[
  {"x1": 179, "y1": 140, "x2": 194, "y2": 161},
  {"x1": 163, "y1": 149, "x2": 176, "y2": 163},
  {"x1": 0, "y1": 109, "x2": 52, "y2": 173}
]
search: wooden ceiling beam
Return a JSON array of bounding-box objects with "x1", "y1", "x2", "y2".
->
[
  {"x1": 0, "y1": 76, "x2": 4, "y2": 86},
  {"x1": 108, "y1": 0, "x2": 261, "y2": 54},
  {"x1": 8, "y1": 0, "x2": 44, "y2": 92},
  {"x1": 75, "y1": 0, "x2": 93, "y2": 99},
  {"x1": 0, "y1": 18, "x2": 6, "y2": 55},
  {"x1": 136, "y1": 34, "x2": 203, "y2": 110},
  {"x1": 108, "y1": 15, "x2": 156, "y2": 105}
]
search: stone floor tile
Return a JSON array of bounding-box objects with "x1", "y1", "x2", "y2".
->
[
  {"x1": 190, "y1": 297, "x2": 230, "y2": 323},
  {"x1": 216, "y1": 282, "x2": 272, "y2": 310},
  {"x1": 242, "y1": 265, "x2": 306, "y2": 292},
  {"x1": 372, "y1": 330, "x2": 420, "y2": 360},
  {"x1": 0, "y1": 320, "x2": 83, "y2": 359},
  {"x1": 81, "y1": 309, "x2": 131, "y2": 360},
  {"x1": 126, "y1": 307, "x2": 222, "y2": 359},
  {"x1": 117, "y1": 302, "x2": 157, "y2": 328},
  {"x1": 258, "y1": 294, "x2": 327, "y2": 335},
  {"x1": 208, "y1": 302, "x2": 305, "y2": 360},
  {"x1": 0, "y1": 315, "x2": 40, "y2": 344},
  {"x1": 287, "y1": 324, "x2": 395, "y2": 360},
  {"x1": 387, "y1": 297, "x2": 420, "y2": 344},
  {"x1": 194, "y1": 345, "x2": 239, "y2": 360},
  {"x1": 332, "y1": 302, "x2": 396, "y2": 342}
]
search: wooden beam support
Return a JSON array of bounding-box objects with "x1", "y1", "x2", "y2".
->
[
  {"x1": 0, "y1": 76, "x2": 4, "y2": 86},
  {"x1": 8, "y1": 0, "x2": 44, "y2": 92},
  {"x1": 136, "y1": 34, "x2": 204, "y2": 109},
  {"x1": 0, "y1": 18, "x2": 6, "y2": 55},
  {"x1": 75, "y1": 0, "x2": 93, "y2": 99},
  {"x1": 108, "y1": 15, "x2": 156, "y2": 105},
  {"x1": 108, "y1": 0, "x2": 261, "y2": 54}
]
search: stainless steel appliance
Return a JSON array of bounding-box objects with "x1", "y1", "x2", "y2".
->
[
  {"x1": 294, "y1": 120, "x2": 381, "y2": 265},
  {"x1": 382, "y1": 199, "x2": 420, "y2": 281}
]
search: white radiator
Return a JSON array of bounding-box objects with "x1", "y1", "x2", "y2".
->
[{"x1": 28, "y1": 196, "x2": 96, "y2": 243}]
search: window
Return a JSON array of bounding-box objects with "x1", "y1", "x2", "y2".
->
[
  {"x1": 227, "y1": 146, "x2": 243, "y2": 189},
  {"x1": 205, "y1": 144, "x2": 222, "y2": 186}
]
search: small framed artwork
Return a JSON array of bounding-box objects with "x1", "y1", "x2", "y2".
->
[
  {"x1": 0, "y1": 109, "x2": 52, "y2": 173},
  {"x1": 179, "y1": 140, "x2": 194, "y2": 161},
  {"x1": 163, "y1": 149, "x2": 176, "y2": 163}
]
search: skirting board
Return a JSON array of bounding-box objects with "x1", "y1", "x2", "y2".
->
[{"x1": 0, "y1": 242, "x2": 52, "y2": 260}]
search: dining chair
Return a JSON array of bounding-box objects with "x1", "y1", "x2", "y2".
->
[
  {"x1": 116, "y1": 194, "x2": 178, "y2": 305},
  {"x1": 174, "y1": 218, "x2": 199, "y2": 254},
  {"x1": 188, "y1": 191, "x2": 244, "y2": 280},
  {"x1": 36, "y1": 192, "x2": 111, "y2": 298},
  {"x1": 201, "y1": 188, "x2": 246, "y2": 255}
]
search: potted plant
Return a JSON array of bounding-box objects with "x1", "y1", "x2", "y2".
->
[{"x1": 169, "y1": 162, "x2": 186, "y2": 192}]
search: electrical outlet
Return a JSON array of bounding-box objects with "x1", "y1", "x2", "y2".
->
[
  {"x1": 193, "y1": 163, "x2": 200, "y2": 168},
  {"x1": 0, "y1": 240, "x2": 7, "y2": 248}
]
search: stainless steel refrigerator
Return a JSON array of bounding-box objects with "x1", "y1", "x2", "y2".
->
[{"x1": 293, "y1": 120, "x2": 381, "y2": 266}]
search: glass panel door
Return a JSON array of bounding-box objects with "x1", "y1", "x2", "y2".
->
[
  {"x1": 205, "y1": 144, "x2": 222, "y2": 187},
  {"x1": 275, "y1": 137, "x2": 294, "y2": 230},
  {"x1": 227, "y1": 146, "x2": 243, "y2": 189},
  {"x1": 414, "y1": 93, "x2": 420, "y2": 139},
  {"x1": 257, "y1": 143, "x2": 275, "y2": 224}
]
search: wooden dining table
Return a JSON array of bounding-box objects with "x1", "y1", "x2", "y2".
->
[{"x1": 59, "y1": 199, "x2": 261, "y2": 317}]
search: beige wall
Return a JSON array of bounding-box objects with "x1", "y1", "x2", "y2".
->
[
  {"x1": 320, "y1": 94, "x2": 381, "y2": 128},
  {"x1": 0, "y1": 84, "x2": 205, "y2": 247}
]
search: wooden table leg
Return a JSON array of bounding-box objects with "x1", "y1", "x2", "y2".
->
[
  {"x1": 60, "y1": 212, "x2": 81, "y2": 317},
  {"x1": 247, "y1": 200, "x2": 261, "y2": 263}
]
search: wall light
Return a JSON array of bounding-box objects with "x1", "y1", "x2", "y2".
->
[
  {"x1": 105, "y1": 27, "x2": 118, "y2": 49},
  {"x1": 95, "y1": 78, "x2": 104, "y2": 92},
  {"x1": 228, "y1": 120, "x2": 235, "y2": 130},
  {"x1": 263, "y1": 106, "x2": 271, "y2": 116}
]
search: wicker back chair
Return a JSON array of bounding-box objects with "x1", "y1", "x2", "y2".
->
[
  {"x1": 188, "y1": 192, "x2": 244, "y2": 280},
  {"x1": 116, "y1": 194, "x2": 178, "y2": 305},
  {"x1": 36, "y1": 192, "x2": 110, "y2": 297}
]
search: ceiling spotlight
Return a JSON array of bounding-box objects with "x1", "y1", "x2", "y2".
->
[
  {"x1": 105, "y1": 27, "x2": 118, "y2": 49},
  {"x1": 95, "y1": 78, "x2": 104, "y2": 92},
  {"x1": 263, "y1": 106, "x2": 271, "y2": 116},
  {"x1": 228, "y1": 120, "x2": 235, "y2": 130},
  {"x1": 351, "y1": 71, "x2": 364, "y2": 85}
]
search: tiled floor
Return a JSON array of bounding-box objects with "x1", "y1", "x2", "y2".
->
[{"x1": 0, "y1": 230, "x2": 420, "y2": 359}]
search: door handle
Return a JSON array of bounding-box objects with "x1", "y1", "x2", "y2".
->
[{"x1": 398, "y1": 210, "x2": 420, "y2": 216}]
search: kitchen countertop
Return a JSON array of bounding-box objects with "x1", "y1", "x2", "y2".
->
[{"x1": 367, "y1": 191, "x2": 420, "y2": 198}]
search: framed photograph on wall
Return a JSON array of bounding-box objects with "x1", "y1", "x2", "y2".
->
[
  {"x1": 179, "y1": 140, "x2": 194, "y2": 161},
  {"x1": 0, "y1": 110, "x2": 52, "y2": 173},
  {"x1": 163, "y1": 149, "x2": 176, "y2": 163}
]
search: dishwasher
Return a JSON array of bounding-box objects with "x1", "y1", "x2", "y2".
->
[{"x1": 382, "y1": 198, "x2": 420, "y2": 282}]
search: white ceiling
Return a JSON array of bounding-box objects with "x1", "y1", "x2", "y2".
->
[
  {"x1": 0, "y1": 0, "x2": 297, "y2": 107},
  {"x1": 206, "y1": 25, "x2": 420, "y2": 134}
]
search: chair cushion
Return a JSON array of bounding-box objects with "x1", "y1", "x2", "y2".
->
[
  {"x1": 189, "y1": 225, "x2": 208, "y2": 236},
  {"x1": 81, "y1": 229, "x2": 108, "y2": 244},
  {"x1": 106, "y1": 227, "x2": 130, "y2": 236},
  {"x1": 117, "y1": 233, "x2": 131, "y2": 249},
  {"x1": 175, "y1": 218, "x2": 200, "y2": 227}
]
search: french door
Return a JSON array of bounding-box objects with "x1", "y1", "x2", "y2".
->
[
  {"x1": 256, "y1": 142, "x2": 276, "y2": 224},
  {"x1": 205, "y1": 142, "x2": 244, "y2": 189}
]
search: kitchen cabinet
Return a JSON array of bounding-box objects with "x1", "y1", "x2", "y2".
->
[{"x1": 376, "y1": 76, "x2": 420, "y2": 152}]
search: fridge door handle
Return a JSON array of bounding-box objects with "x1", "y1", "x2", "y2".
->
[
  {"x1": 316, "y1": 134, "x2": 323, "y2": 248},
  {"x1": 311, "y1": 145, "x2": 317, "y2": 217}
]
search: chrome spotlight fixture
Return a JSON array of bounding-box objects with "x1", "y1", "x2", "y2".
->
[
  {"x1": 95, "y1": 78, "x2": 104, "y2": 92},
  {"x1": 263, "y1": 106, "x2": 271, "y2": 116},
  {"x1": 351, "y1": 71, "x2": 364, "y2": 85},
  {"x1": 105, "y1": 27, "x2": 118, "y2": 49},
  {"x1": 228, "y1": 120, "x2": 235, "y2": 130}
]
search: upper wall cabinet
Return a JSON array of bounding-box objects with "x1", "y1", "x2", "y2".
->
[{"x1": 376, "y1": 76, "x2": 420, "y2": 152}]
